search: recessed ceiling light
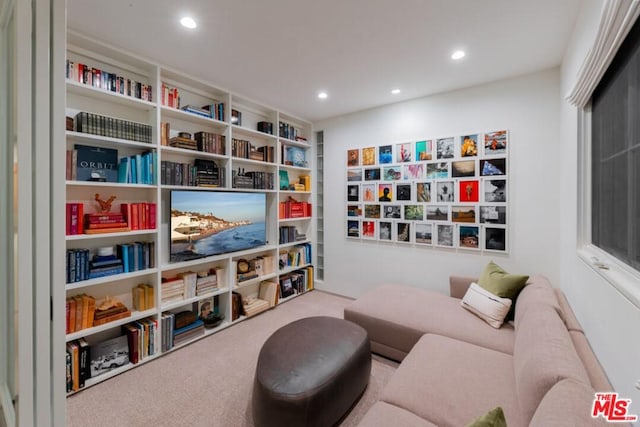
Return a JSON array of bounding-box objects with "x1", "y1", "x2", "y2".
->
[
  {"x1": 317, "y1": 92, "x2": 328, "y2": 100},
  {"x1": 180, "y1": 17, "x2": 197, "y2": 29},
  {"x1": 391, "y1": 89, "x2": 401, "y2": 95},
  {"x1": 451, "y1": 50, "x2": 465, "y2": 60}
]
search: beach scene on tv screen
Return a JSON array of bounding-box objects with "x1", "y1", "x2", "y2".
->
[{"x1": 170, "y1": 191, "x2": 266, "y2": 262}]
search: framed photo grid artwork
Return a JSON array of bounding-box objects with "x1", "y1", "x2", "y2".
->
[{"x1": 345, "y1": 130, "x2": 508, "y2": 252}]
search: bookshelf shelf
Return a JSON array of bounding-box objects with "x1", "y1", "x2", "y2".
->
[
  {"x1": 66, "y1": 131, "x2": 155, "y2": 149},
  {"x1": 160, "y1": 287, "x2": 229, "y2": 312},
  {"x1": 65, "y1": 268, "x2": 158, "y2": 291},
  {"x1": 160, "y1": 105, "x2": 229, "y2": 130},
  {"x1": 63, "y1": 31, "x2": 314, "y2": 395},
  {"x1": 65, "y1": 308, "x2": 157, "y2": 342}
]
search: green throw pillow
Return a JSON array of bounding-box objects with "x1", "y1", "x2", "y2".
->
[
  {"x1": 466, "y1": 406, "x2": 507, "y2": 427},
  {"x1": 478, "y1": 261, "x2": 529, "y2": 300}
]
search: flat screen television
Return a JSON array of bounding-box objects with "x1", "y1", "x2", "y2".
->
[{"x1": 170, "y1": 190, "x2": 267, "y2": 262}]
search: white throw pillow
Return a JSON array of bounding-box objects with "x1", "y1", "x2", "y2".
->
[{"x1": 461, "y1": 282, "x2": 512, "y2": 328}]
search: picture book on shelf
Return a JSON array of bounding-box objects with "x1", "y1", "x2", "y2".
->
[
  {"x1": 74, "y1": 144, "x2": 118, "y2": 182},
  {"x1": 89, "y1": 334, "x2": 129, "y2": 378}
]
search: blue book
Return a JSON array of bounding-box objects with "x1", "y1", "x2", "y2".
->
[{"x1": 173, "y1": 319, "x2": 204, "y2": 336}]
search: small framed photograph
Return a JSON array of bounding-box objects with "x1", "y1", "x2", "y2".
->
[
  {"x1": 383, "y1": 205, "x2": 401, "y2": 219},
  {"x1": 436, "y1": 224, "x2": 455, "y2": 247},
  {"x1": 379, "y1": 145, "x2": 393, "y2": 164},
  {"x1": 485, "y1": 227, "x2": 507, "y2": 251},
  {"x1": 362, "y1": 221, "x2": 376, "y2": 239},
  {"x1": 436, "y1": 137, "x2": 455, "y2": 160},
  {"x1": 480, "y1": 158, "x2": 507, "y2": 176},
  {"x1": 364, "y1": 167, "x2": 381, "y2": 181},
  {"x1": 396, "y1": 222, "x2": 411, "y2": 243},
  {"x1": 416, "y1": 182, "x2": 431, "y2": 202},
  {"x1": 415, "y1": 223, "x2": 433, "y2": 245},
  {"x1": 364, "y1": 204, "x2": 381, "y2": 219},
  {"x1": 404, "y1": 205, "x2": 424, "y2": 221},
  {"x1": 483, "y1": 179, "x2": 507, "y2": 202},
  {"x1": 362, "y1": 184, "x2": 376, "y2": 202},
  {"x1": 362, "y1": 147, "x2": 376, "y2": 165},
  {"x1": 459, "y1": 225, "x2": 480, "y2": 249},
  {"x1": 347, "y1": 149, "x2": 360, "y2": 167},
  {"x1": 416, "y1": 140, "x2": 433, "y2": 161},
  {"x1": 479, "y1": 205, "x2": 507, "y2": 224},
  {"x1": 347, "y1": 184, "x2": 360, "y2": 201},
  {"x1": 452, "y1": 160, "x2": 476, "y2": 178},
  {"x1": 460, "y1": 134, "x2": 479, "y2": 157},
  {"x1": 458, "y1": 180, "x2": 480, "y2": 203},
  {"x1": 347, "y1": 168, "x2": 363, "y2": 182},
  {"x1": 452, "y1": 206, "x2": 477, "y2": 223},
  {"x1": 395, "y1": 183, "x2": 412, "y2": 201},
  {"x1": 403, "y1": 164, "x2": 424, "y2": 180},
  {"x1": 396, "y1": 142, "x2": 412, "y2": 162},
  {"x1": 426, "y1": 162, "x2": 449, "y2": 179},
  {"x1": 198, "y1": 297, "x2": 215, "y2": 320},
  {"x1": 436, "y1": 181, "x2": 455, "y2": 202},
  {"x1": 378, "y1": 221, "x2": 393, "y2": 241},
  {"x1": 426, "y1": 206, "x2": 449, "y2": 221},
  {"x1": 484, "y1": 130, "x2": 508, "y2": 156},
  {"x1": 378, "y1": 183, "x2": 393, "y2": 202},
  {"x1": 347, "y1": 205, "x2": 362, "y2": 217},
  {"x1": 347, "y1": 220, "x2": 360, "y2": 238},
  {"x1": 383, "y1": 166, "x2": 402, "y2": 181}
]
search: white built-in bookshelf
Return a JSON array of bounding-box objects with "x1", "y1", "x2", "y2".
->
[{"x1": 63, "y1": 31, "x2": 314, "y2": 394}]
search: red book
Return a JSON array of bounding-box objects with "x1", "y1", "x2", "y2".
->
[
  {"x1": 149, "y1": 203, "x2": 156, "y2": 229},
  {"x1": 120, "y1": 203, "x2": 131, "y2": 225},
  {"x1": 77, "y1": 204, "x2": 84, "y2": 233},
  {"x1": 131, "y1": 203, "x2": 139, "y2": 230}
]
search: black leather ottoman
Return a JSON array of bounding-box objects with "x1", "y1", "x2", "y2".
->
[{"x1": 252, "y1": 316, "x2": 371, "y2": 427}]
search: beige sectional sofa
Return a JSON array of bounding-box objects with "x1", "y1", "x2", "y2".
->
[{"x1": 344, "y1": 275, "x2": 622, "y2": 426}]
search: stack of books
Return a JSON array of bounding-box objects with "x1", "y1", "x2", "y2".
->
[
  {"x1": 173, "y1": 319, "x2": 204, "y2": 347},
  {"x1": 84, "y1": 212, "x2": 129, "y2": 235},
  {"x1": 88, "y1": 251, "x2": 124, "y2": 279},
  {"x1": 196, "y1": 273, "x2": 218, "y2": 296},
  {"x1": 161, "y1": 277, "x2": 185, "y2": 304}
]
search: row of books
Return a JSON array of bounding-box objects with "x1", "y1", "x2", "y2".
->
[
  {"x1": 161, "y1": 83, "x2": 180, "y2": 108},
  {"x1": 66, "y1": 60, "x2": 153, "y2": 102},
  {"x1": 160, "y1": 311, "x2": 205, "y2": 351},
  {"x1": 279, "y1": 243, "x2": 312, "y2": 270},
  {"x1": 66, "y1": 248, "x2": 119, "y2": 283},
  {"x1": 232, "y1": 170, "x2": 274, "y2": 190},
  {"x1": 279, "y1": 121, "x2": 302, "y2": 141},
  {"x1": 231, "y1": 138, "x2": 275, "y2": 163},
  {"x1": 118, "y1": 151, "x2": 156, "y2": 185},
  {"x1": 120, "y1": 202, "x2": 157, "y2": 231},
  {"x1": 161, "y1": 159, "x2": 226, "y2": 187},
  {"x1": 279, "y1": 198, "x2": 312, "y2": 219},
  {"x1": 279, "y1": 225, "x2": 307, "y2": 244},
  {"x1": 74, "y1": 111, "x2": 153, "y2": 144},
  {"x1": 131, "y1": 283, "x2": 155, "y2": 312},
  {"x1": 278, "y1": 265, "x2": 314, "y2": 299},
  {"x1": 66, "y1": 294, "x2": 96, "y2": 333},
  {"x1": 116, "y1": 241, "x2": 156, "y2": 273}
]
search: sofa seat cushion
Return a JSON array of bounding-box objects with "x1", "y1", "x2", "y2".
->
[
  {"x1": 356, "y1": 401, "x2": 437, "y2": 427},
  {"x1": 530, "y1": 379, "x2": 611, "y2": 426},
  {"x1": 514, "y1": 304, "x2": 591, "y2": 425},
  {"x1": 344, "y1": 284, "x2": 515, "y2": 360},
  {"x1": 380, "y1": 334, "x2": 524, "y2": 427}
]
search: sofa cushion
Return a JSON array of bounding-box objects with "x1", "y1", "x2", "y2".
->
[
  {"x1": 356, "y1": 401, "x2": 437, "y2": 427},
  {"x1": 529, "y1": 378, "x2": 610, "y2": 426},
  {"x1": 513, "y1": 304, "x2": 591, "y2": 425},
  {"x1": 513, "y1": 275, "x2": 562, "y2": 329},
  {"x1": 466, "y1": 406, "x2": 507, "y2": 427},
  {"x1": 461, "y1": 283, "x2": 512, "y2": 328},
  {"x1": 344, "y1": 284, "x2": 515, "y2": 360},
  {"x1": 380, "y1": 334, "x2": 523, "y2": 427},
  {"x1": 478, "y1": 261, "x2": 529, "y2": 300}
]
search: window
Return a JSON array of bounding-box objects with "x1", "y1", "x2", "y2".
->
[{"x1": 590, "y1": 15, "x2": 640, "y2": 272}]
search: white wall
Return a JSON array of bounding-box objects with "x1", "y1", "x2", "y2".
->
[
  {"x1": 560, "y1": 0, "x2": 640, "y2": 417},
  {"x1": 315, "y1": 68, "x2": 562, "y2": 298}
]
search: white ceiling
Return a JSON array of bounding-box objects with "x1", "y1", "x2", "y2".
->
[{"x1": 66, "y1": 0, "x2": 581, "y2": 122}]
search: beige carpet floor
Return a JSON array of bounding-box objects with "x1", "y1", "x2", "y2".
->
[{"x1": 66, "y1": 290, "x2": 399, "y2": 426}]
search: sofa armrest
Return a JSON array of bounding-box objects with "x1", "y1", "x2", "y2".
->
[{"x1": 449, "y1": 275, "x2": 478, "y2": 299}]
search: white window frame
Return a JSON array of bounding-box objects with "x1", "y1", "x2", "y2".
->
[{"x1": 569, "y1": 1, "x2": 640, "y2": 308}]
